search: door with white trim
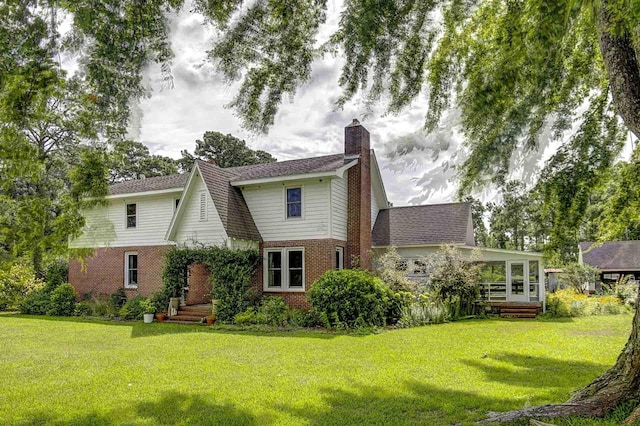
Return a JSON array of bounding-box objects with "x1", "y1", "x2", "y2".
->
[{"x1": 507, "y1": 261, "x2": 529, "y2": 302}]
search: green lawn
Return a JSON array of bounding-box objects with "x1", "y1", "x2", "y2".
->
[{"x1": 0, "y1": 314, "x2": 635, "y2": 425}]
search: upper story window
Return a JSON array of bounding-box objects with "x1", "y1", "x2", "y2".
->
[
  {"x1": 126, "y1": 203, "x2": 136, "y2": 228},
  {"x1": 175, "y1": 198, "x2": 180, "y2": 210},
  {"x1": 286, "y1": 187, "x2": 302, "y2": 218}
]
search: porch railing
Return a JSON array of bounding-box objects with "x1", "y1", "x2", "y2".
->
[{"x1": 478, "y1": 282, "x2": 541, "y2": 302}]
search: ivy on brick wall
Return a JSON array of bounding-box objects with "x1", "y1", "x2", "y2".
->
[{"x1": 161, "y1": 246, "x2": 260, "y2": 322}]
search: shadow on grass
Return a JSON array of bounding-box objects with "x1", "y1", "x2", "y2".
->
[
  {"x1": 275, "y1": 380, "x2": 518, "y2": 425},
  {"x1": 461, "y1": 352, "x2": 610, "y2": 393},
  {"x1": 18, "y1": 391, "x2": 266, "y2": 426}
]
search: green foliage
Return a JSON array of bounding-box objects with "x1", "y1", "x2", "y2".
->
[
  {"x1": 109, "y1": 289, "x2": 127, "y2": 311},
  {"x1": 0, "y1": 263, "x2": 45, "y2": 310},
  {"x1": 162, "y1": 246, "x2": 259, "y2": 323},
  {"x1": 307, "y1": 269, "x2": 408, "y2": 328},
  {"x1": 372, "y1": 246, "x2": 416, "y2": 293},
  {"x1": 119, "y1": 295, "x2": 148, "y2": 320},
  {"x1": 603, "y1": 275, "x2": 638, "y2": 308},
  {"x1": 108, "y1": 140, "x2": 178, "y2": 183},
  {"x1": 43, "y1": 260, "x2": 69, "y2": 293},
  {"x1": 150, "y1": 291, "x2": 169, "y2": 313},
  {"x1": 424, "y1": 245, "x2": 481, "y2": 320},
  {"x1": 557, "y1": 263, "x2": 600, "y2": 294},
  {"x1": 397, "y1": 301, "x2": 448, "y2": 328},
  {"x1": 47, "y1": 284, "x2": 78, "y2": 317},
  {"x1": 546, "y1": 289, "x2": 628, "y2": 317},
  {"x1": 139, "y1": 298, "x2": 156, "y2": 315},
  {"x1": 18, "y1": 291, "x2": 51, "y2": 315},
  {"x1": 73, "y1": 301, "x2": 92, "y2": 317}
]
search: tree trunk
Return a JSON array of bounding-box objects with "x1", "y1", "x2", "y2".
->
[
  {"x1": 597, "y1": 0, "x2": 640, "y2": 140},
  {"x1": 482, "y1": 283, "x2": 640, "y2": 424}
]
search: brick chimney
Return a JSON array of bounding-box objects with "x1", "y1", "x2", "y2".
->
[{"x1": 345, "y1": 119, "x2": 372, "y2": 269}]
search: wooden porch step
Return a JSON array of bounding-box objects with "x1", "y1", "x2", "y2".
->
[
  {"x1": 163, "y1": 319, "x2": 206, "y2": 325},
  {"x1": 500, "y1": 313, "x2": 537, "y2": 319},
  {"x1": 167, "y1": 304, "x2": 212, "y2": 324}
]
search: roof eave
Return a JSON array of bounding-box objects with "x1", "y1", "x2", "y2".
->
[
  {"x1": 230, "y1": 164, "x2": 357, "y2": 187},
  {"x1": 105, "y1": 187, "x2": 184, "y2": 199},
  {"x1": 165, "y1": 164, "x2": 201, "y2": 241}
]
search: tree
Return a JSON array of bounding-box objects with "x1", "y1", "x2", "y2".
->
[
  {"x1": 179, "y1": 131, "x2": 276, "y2": 171},
  {"x1": 108, "y1": 140, "x2": 178, "y2": 183}
]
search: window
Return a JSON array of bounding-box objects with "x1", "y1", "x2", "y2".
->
[
  {"x1": 395, "y1": 259, "x2": 408, "y2": 272},
  {"x1": 175, "y1": 198, "x2": 180, "y2": 210},
  {"x1": 126, "y1": 203, "x2": 136, "y2": 228},
  {"x1": 264, "y1": 248, "x2": 305, "y2": 290},
  {"x1": 480, "y1": 261, "x2": 507, "y2": 283},
  {"x1": 286, "y1": 187, "x2": 302, "y2": 218},
  {"x1": 411, "y1": 260, "x2": 427, "y2": 276},
  {"x1": 199, "y1": 192, "x2": 206, "y2": 221},
  {"x1": 335, "y1": 247, "x2": 344, "y2": 270},
  {"x1": 124, "y1": 252, "x2": 138, "y2": 288}
]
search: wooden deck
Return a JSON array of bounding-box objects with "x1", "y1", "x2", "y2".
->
[{"x1": 487, "y1": 302, "x2": 542, "y2": 319}]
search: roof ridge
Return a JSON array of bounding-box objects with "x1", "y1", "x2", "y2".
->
[
  {"x1": 224, "y1": 152, "x2": 344, "y2": 171},
  {"x1": 384, "y1": 202, "x2": 469, "y2": 210}
]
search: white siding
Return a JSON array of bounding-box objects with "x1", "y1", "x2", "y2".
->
[
  {"x1": 173, "y1": 175, "x2": 228, "y2": 247},
  {"x1": 69, "y1": 193, "x2": 180, "y2": 248},
  {"x1": 331, "y1": 177, "x2": 348, "y2": 241},
  {"x1": 371, "y1": 186, "x2": 380, "y2": 229},
  {"x1": 241, "y1": 179, "x2": 330, "y2": 241}
]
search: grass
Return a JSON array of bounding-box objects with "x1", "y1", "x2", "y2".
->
[{"x1": 0, "y1": 314, "x2": 636, "y2": 425}]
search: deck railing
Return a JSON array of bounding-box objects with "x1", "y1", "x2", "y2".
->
[{"x1": 478, "y1": 282, "x2": 540, "y2": 302}]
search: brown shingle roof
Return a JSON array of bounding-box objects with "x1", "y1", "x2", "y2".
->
[
  {"x1": 372, "y1": 203, "x2": 473, "y2": 247},
  {"x1": 227, "y1": 154, "x2": 353, "y2": 181},
  {"x1": 109, "y1": 174, "x2": 189, "y2": 195},
  {"x1": 197, "y1": 161, "x2": 262, "y2": 242},
  {"x1": 579, "y1": 241, "x2": 640, "y2": 271}
]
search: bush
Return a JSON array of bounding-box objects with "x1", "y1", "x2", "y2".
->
[
  {"x1": 0, "y1": 263, "x2": 45, "y2": 311},
  {"x1": 47, "y1": 284, "x2": 78, "y2": 316},
  {"x1": 119, "y1": 295, "x2": 147, "y2": 320},
  {"x1": 397, "y1": 301, "x2": 448, "y2": 328},
  {"x1": 547, "y1": 289, "x2": 628, "y2": 317},
  {"x1": 19, "y1": 290, "x2": 51, "y2": 315},
  {"x1": 74, "y1": 301, "x2": 92, "y2": 317},
  {"x1": 307, "y1": 269, "x2": 408, "y2": 328},
  {"x1": 289, "y1": 308, "x2": 324, "y2": 328},
  {"x1": 150, "y1": 291, "x2": 169, "y2": 313},
  {"x1": 212, "y1": 263, "x2": 257, "y2": 323},
  {"x1": 373, "y1": 247, "x2": 416, "y2": 293},
  {"x1": 109, "y1": 289, "x2": 127, "y2": 311},
  {"x1": 604, "y1": 275, "x2": 638, "y2": 307},
  {"x1": 557, "y1": 263, "x2": 600, "y2": 294},
  {"x1": 233, "y1": 296, "x2": 288, "y2": 326},
  {"x1": 44, "y1": 260, "x2": 68, "y2": 293}
]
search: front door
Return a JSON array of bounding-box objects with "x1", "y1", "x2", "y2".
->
[{"x1": 507, "y1": 261, "x2": 529, "y2": 302}]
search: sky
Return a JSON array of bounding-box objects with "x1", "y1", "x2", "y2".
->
[
  {"x1": 125, "y1": 1, "x2": 473, "y2": 207},
  {"x1": 124, "y1": 1, "x2": 592, "y2": 207}
]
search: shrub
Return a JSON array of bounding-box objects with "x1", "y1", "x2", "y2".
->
[
  {"x1": 547, "y1": 289, "x2": 628, "y2": 317},
  {"x1": 109, "y1": 289, "x2": 127, "y2": 311},
  {"x1": 19, "y1": 290, "x2": 51, "y2": 315},
  {"x1": 289, "y1": 308, "x2": 324, "y2": 328},
  {"x1": 47, "y1": 284, "x2": 78, "y2": 316},
  {"x1": 258, "y1": 296, "x2": 288, "y2": 326},
  {"x1": 307, "y1": 269, "x2": 407, "y2": 328},
  {"x1": 119, "y1": 295, "x2": 147, "y2": 320},
  {"x1": 557, "y1": 263, "x2": 600, "y2": 294},
  {"x1": 373, "y1": 247, "x2": 416, "y2": 293},
  {"x1": 74, "y1": 301, "x2": 92, "y2": 317},
  {"x1": 150, "y1": 291, "x2": 169, "y2": 313},
  {"x1": 604, "y1": 275, "x2": 638, "y2": 307},
  {"x1": 233, "y1": 308, "x2": 265, "y2": 325},
  {"x1": 212, "y1": 263, "x2": 257, "y2": 323},
  {"x1": 424, "y1": 245, "x2": 481, "y2": 319},
  {"x1": 44, "y1": 260, "x2": 68, "y2": 293},
  {"x1": 397, "y1": 301, "x2": 447, "y2": 328},
  {"x1": 0, "y1": 263, "x2": 45, "y2": 311}
]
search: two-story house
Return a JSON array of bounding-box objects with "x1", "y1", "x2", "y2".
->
[{"x1": 69, "y1": 120, "x2": 545, "y2": 313}]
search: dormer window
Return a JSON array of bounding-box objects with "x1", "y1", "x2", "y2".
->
[
  {"x1": 126, "y1": 203, "x2": 136, "y2": 228},
  {"x1": 286, "y1": 187, "x2": 302, "y2": 218}
]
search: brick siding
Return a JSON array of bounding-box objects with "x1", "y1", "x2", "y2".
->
[
  {"x1": 345, "y1": 120, "x2": 372, "y2": 269},
  {"x1": 258, "y1": 239, "x2": 346, "y2": 309},
  {"x1": 69, "y1": 245, "x2": 172, "y2": 299}
]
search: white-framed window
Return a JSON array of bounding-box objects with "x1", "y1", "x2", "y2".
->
[
  {"x1": 126, "y1": 203, "x2": 136, "y2": 228},
  {"x1": 335, "y1": 247, "x2": 344, "y2": 270},
  {"x1": 285, "y1": 187, "x2": 302, "y2": 219},
  {"x1": 199, "y1": 191, "x2": 207, "y2": 221},
  {"x1": 264, "y1": 247, "x2": 305, "y2": 291},
  {"x1": 124, "y1": 252, "x2": 138, "y2": 289}
]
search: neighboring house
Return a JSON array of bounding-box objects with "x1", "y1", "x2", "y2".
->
[
  {"x1": 579, "y1": 241, "x2": 640, "y2": 287},
  {"x1": 69, "y1": 120, "x2": 544, "y2": 311}
]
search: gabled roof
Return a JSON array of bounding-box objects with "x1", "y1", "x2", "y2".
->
[
  {"x1": 579, "y1": 241, "x2": 640, "y2": 271},
  {"x1": 372, "y1": 203, "x2": 474, "y2": 247},
  {"x1": 197, "y1": 161, "x2": 262, "y2": 241},
  {"x1": 109, "y1": 173, "x2": 188, "y2": 195}
]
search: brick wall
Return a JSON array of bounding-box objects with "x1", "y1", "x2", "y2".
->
[
  {"x1": 345, "y1": 119, "x2": 372, "y2": 269},
  {"x1": 69, "y1": 245, "x2": 172, "y2": 299},
  {"x1": 185, "y1": 263, "x2": 212, "y2": 305},
  {"x1": 258, "y1": 239, "x2": 346, "y2": 309}
]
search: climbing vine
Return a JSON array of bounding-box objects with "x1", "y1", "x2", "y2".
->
[{"x1": 161, "y1": 246, "x2": 260, "y2": 322}]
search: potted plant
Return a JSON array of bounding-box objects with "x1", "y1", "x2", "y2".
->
[
  {"x1": 140, "y1": 299, "x2": 155, "y2": 324},
  {"x1": 206, "y1": 302, "x2": 217, "y2": 325},
  {"x1": 155, "y1": 310, "x2": 167, "y2": 322}
]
